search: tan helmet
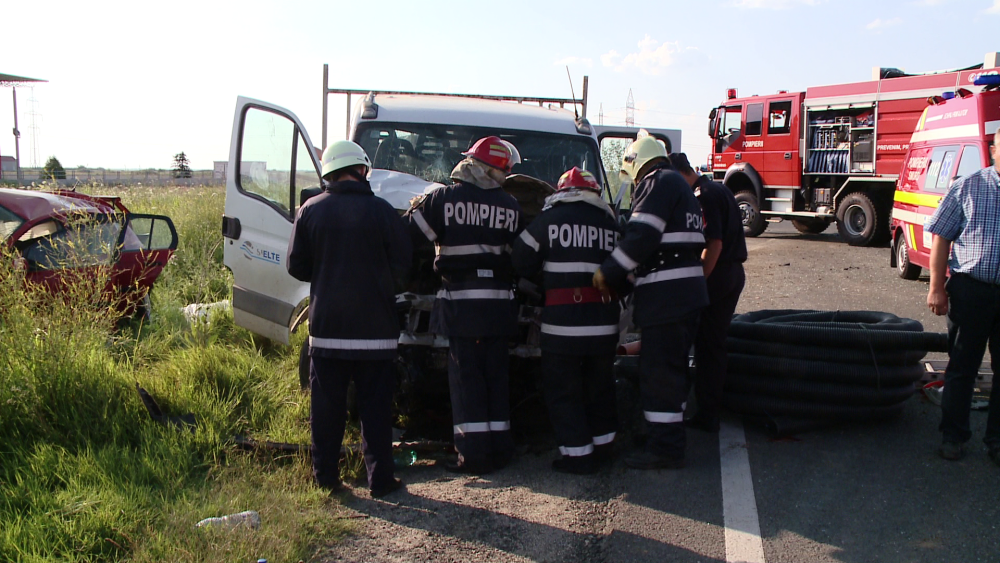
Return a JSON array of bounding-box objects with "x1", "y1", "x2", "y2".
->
[
  {"x1": 619, "y1": 129, "x2": 668, "y2": 184},
  {"x1": 321, "y1": 140, "x2": 372, "y2": 178}
]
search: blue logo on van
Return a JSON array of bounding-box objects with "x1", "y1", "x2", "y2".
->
[{"x1": 241, "y1": 241, "x2": 281, "y2": 265}]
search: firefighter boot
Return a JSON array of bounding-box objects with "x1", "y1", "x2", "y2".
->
[{"x1": 552, "y1": 454, "x2": 598, "y2": 475}]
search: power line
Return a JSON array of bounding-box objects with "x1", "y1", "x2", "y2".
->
[
  {"x1": 626, "y1": 89, "x2": 634, "y2": 127},
  {"x1": 27, "y1": 87, "x2": 41, "y2": 168}
]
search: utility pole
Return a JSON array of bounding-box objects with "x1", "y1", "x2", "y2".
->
[
  {"x1": 0, "y1": 73, "x2": 47, "y2": 186},
  {"x1": 13, "y1": 88, "x2": 21, "y2": 185}
]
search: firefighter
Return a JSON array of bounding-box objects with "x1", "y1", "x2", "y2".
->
[
  {"x1": 593, "y1": 132, "x2": 708, "y2": 470},
  {"x1": 286, "y1": 140, "x2": 412, "y2": 498},
  {"x1": 405, "y1": 136, "x2": 523, "y2": 474},
  {"x1": 669, "y1": 152, "x2": 747, "y2": 433},
  {"x1": 511, "y1": 167, "x2": 622, "y2": 475}
]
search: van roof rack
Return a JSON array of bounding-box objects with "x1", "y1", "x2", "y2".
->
[{"x1": 321, "y1": 64, "x2": 588, "y2": 147}]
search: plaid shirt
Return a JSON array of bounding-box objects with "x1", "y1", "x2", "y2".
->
[{"x1": 925, "y1": 165, "x2": 1000, "y2": 284}]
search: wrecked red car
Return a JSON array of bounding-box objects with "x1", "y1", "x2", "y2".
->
[{"x1": 0, "y1": 187, "x2": 178, "y2": 315}]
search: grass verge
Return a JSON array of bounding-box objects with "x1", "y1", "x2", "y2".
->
[{"x1": 1, "y1": 184, "x2": 353, "y2": 562}]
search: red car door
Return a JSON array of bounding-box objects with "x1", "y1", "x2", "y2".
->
[{"x1": 111, "y1": 214, "x2": 178, "y2": 311}]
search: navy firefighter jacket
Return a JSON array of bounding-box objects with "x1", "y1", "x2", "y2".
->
[
  {"x1": 287, "y1": 179, "x2": 412, "y2": 361},
  {"x1": 511, "y1": 199, "x2": 623, "y2": 356},
  {"x1": 599, "y1": 162, "x2": 709, "y2": 327},
  {"x1": 406, "y1": 180, "x2": 522, "y2": 338}
]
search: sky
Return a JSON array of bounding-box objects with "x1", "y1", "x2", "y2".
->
[{"x1": 3, "y1": 0, "x2": 1000, "y2": 173}]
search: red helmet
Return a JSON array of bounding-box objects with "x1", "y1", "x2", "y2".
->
[
  {"x1": 556, "y1": 167, "x2": 601, "y2": 193},
  {"x1": 463, "y1": 136, "x2": 520, "y2": 173}
]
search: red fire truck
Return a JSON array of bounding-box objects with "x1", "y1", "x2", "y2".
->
[{"x1": 707, "y1": 52, "x2": 1000, "y2": 246}]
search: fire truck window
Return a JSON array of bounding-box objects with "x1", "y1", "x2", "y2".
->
[
  {"x1": 746, "y1": 103, "x2": 764, "y2": 136},
  {"x1": 767, "y1": 101, "x2": 792, "y2": 135},
  {"x1": 955, "y1": 145, "x2": 983, "y2": 181},
  {"x1": 717, "y1": 106, "x2": 743, "y2": 151}
]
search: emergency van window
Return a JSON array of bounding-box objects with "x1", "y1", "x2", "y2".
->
[
  {"x1": 921, "y1": 145, "x2": 959, "y2": 193},
  {"x1": 354, "y1": 122, "x2": 603, "y2": 189},
  {"x1": 746, "y1": 103, "x2": 764, "y2": 136},
  {"x1": 955, "y1": 145, "x2": 983, "y2": 181},
  {"x1": 238, "y1": 107, "x2": 300, "y2": 219},
  {"x1": 767, "y1": 101, "x2": 792, "y2": 135}
]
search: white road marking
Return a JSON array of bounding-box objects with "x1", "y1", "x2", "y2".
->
[{"x1": 720, "y1": 419, "x2": 766, "y2": 563}]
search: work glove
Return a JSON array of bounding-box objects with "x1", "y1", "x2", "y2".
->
[{"x1": 593, "y1": 268, "x2": 611, "y2": 301}]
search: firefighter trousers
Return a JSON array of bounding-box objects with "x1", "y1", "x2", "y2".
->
[
  {"x1": 692, "y1": 262, "x2": 745, "y2": 423},
  {"x1": 541, "y1": 352, "x2": 618, "y2": 457},
  {"x1": 310, "y1": 356, "x2": 395, "y2": 490},
  {"x1": 640, "y1": 314, "x2": 700, "y2": 458},
  {"x1": 448, "y1": 336, "x2": 514, "y2": 470}
]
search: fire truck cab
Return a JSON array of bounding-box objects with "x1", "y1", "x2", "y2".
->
[
  {"x1": 709, "y1": 53, "x2": 1000, "y2": 246},
  {"x1": 890, "y1": 79, "x2": 1000, "y2": 279}
]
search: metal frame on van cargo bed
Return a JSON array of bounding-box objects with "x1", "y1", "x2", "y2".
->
[{"x1": 321, "y1": 63, "x2": 589, "y2": 147}]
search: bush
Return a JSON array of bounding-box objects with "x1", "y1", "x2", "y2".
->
[{"x1": 41, "y1": 156, "x2": 67, "y2": 180}]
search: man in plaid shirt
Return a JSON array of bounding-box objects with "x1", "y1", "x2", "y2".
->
[{"x1": 925, "y1": 130, "x2": 1000, "y2": 466}]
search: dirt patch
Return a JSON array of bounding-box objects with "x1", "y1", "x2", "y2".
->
[{"x1": 319, "y1": 454, "x2": 609, "y2": 563}]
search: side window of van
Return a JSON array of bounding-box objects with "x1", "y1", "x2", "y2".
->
[
  {"x1": 922, "y1": 145, "x2": 959, "y2": 193},
  {"x1": 954, "y1": 145, "x2": 983, "y2": 182}
]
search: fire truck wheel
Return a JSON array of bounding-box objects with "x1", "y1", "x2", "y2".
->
[
  {"x1": 791, "y1": 218, "x2": 832, "y2": 234},
  {"x1": 734, "y1": 190, "x2": 766, "y2": 237},
  {"x1": 894, "y1": 235, "x2": 922, "y2": 280},
  {"x1": 836, "y1": 192, "x2": 881, "y2": 246}
]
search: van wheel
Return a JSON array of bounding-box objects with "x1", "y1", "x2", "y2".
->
[
  {"x1": 895, "y1": 235, "x2": 922, "y2": 280},
  {"x1": 735, "y1": 191, "x2": 767, "y2": 237},
  {"x1": 791, "y1": 218, "x2": 832, "y2": 234}
]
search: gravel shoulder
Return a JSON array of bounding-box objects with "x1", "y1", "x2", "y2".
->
[{"x1": 319, "y1": 221, "x2": 995, "y2": 563}]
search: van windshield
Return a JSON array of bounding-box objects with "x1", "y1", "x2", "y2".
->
[{"x1": 355, "y1": 122, "x2": 603, "y2": 188}]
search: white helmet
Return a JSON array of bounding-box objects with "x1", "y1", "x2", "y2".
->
[{"x1": 321, "y1": 140, "x2": 372, "y2": 178}]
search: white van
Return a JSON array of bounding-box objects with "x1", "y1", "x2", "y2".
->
[{"x1": 221, "y1": 86, "x2": 680, "y2": 406}]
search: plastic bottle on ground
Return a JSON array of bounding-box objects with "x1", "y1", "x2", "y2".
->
[
  {"x1": 393, "y1": 449, "x2": 417, "y2": 467},
  {"x1": 194, "y1": 510, "x2": 261, "y2": 530}
]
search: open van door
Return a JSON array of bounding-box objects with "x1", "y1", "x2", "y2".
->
[
  {"x1": 594, "y1": 125, "x2": 682, "y2": 212},
  {"x1": 222, "y1": 97, "x2": 322, "y2": 344}
]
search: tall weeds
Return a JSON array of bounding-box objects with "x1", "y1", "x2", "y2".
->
[{"x1": 0, "y1": 185, "x2": 337, "y2": 563}]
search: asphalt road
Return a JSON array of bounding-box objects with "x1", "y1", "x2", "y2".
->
[{"x1": 324, "y1": 219, "x2": 999, "y2": 563}]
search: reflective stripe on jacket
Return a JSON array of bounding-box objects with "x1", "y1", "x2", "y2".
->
[
  {"x1": 599, "y1": 163, "x2": 708, "y2": 327},
  {"x1": 287, "y1": 180, "x2": 412, "y2": 360},
  {"x1": 406, "y1": 180, "x2": 522, "y2": 337},
  {"x1": 512, "y1": 200, "x2": 623, "y2": 354}
]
